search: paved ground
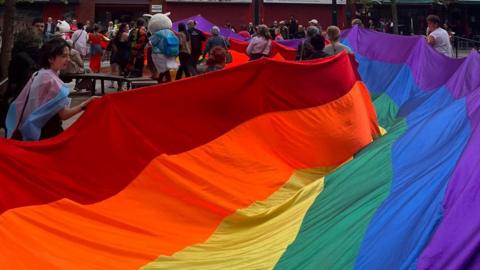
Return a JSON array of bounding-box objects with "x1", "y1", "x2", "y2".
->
[{"x1": 455, "y1": 49, "x2": 473, "y2": 58}]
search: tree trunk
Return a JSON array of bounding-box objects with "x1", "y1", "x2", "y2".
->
[
  {"x1": 391, "y1": 0, "x2": 399, "y2": 34},
  {"x1": 0, "y1": 0, "x2": 16, "y2": 80}
]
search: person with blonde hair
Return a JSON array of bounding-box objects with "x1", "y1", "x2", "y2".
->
[
  {"x1": 246, "y1": 25, "x2": 272, "y2": 61},
  {"x1": 274, "y1": 28, "x2": 284, "y2": 41},
  {"x1": 323, "y1": 25, "x2": 352, "y2": 56},
  {"x1": 351, "y1": 18, "x2": 363, "y2": 27},
  {"x1": 175, "y1": 23, "x2": 194, "y2": 80},
  {"x1": 88, "y1": 25, "x2": 109, "y2": 73}
]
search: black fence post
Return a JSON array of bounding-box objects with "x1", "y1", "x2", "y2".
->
[
  {"x1": 332, "y1": 0, "x2": 338, "y2": 26},
  {"x1": 455, "y1": 37, "x2": 458, "y2": 59},
  {"x1": 254, "y1": 0, "x2": 260, "y2": 26}
]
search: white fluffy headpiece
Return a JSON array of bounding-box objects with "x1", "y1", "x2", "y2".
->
[
  {"x1": 147, "y1": 12, "x2": 173, "y2": 34},
  {"x1": 56, "y1": 20, "x2": 71, "y2": 33}
]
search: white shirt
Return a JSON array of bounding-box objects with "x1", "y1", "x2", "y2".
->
[
  {"x1": 429, "y1": 28, "x2": 453, "y2": 57},
  {"x1": 71, "y1": 29, "x2": 89, "y2": 57},
  {"x1": 46, "y1": 23, "x2": 54, "y2": 33}
]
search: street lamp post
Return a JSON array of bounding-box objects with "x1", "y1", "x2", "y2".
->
[
  {"x1": 332, "y1": 0, "x2": 338, "y2": 26},
  {"x1": 254, "y1": 0, "x2": 260, "y2": 25}
]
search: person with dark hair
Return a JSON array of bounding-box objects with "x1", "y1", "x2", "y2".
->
[
  {"x1": 295, "y1": 25, "x2": 306, "y2": 39},
  {"x1": 112, "y1": 23, "x2": 131, "y2": 76},
  {"x1": 247, "y1": 22, "x2": 255, "y2": 35},
  {"x1": 296, "y1": 26, "x2": 320, "y2": 60},
  {"x1": 187, "y1": 20, "x2": 206, "y2": 74},
  {"x1": 288, "y1": 16, "x2": 298, "y2": 39},
  {"x1": 308, "y1": 35, "x2": 328, "y2": 59},
  {"x1": 5, "y1": 38, "x2": 99, "y2": 140},
  {"x1": 33, "y1": 18, "x2": 44, "y2": 32},
  {"x1": 8, "y1": 21, "x2": 43, "y2": 86},
  {"x1": 32, "y1": 18, "x2": 46, "y2": 43},
  {"x1": 70, "y1": 19, "x2": 78, "y2": 33},
  {"x1": 88, "y1": 24, "x2": 109, "y2": 73},
  {"x1": 76, "y1": 22, "x2": 84, "y2": 31},
  {"x1": 175, "y1": 23, "x2": 195, "y2": 80},
  {"x1": 85, "y1": 21, "x2": 94, "y2": 33},
  {"x1": 426, "y1": 14, "x2": 453, "y2": 57},
  {"x1": 1, "y1": 21, "x2": 43, "y2": 130},
  {"x1": 126, "y1": 18, "x2": 148, "y2": 77}
]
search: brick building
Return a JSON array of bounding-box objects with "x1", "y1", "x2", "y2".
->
[
  {"x1": 358, "y1": 0, "x2": 480, "y2": 37},
  {"x1": 9, "y1": 0, "x2": 349, "y2": 30}
]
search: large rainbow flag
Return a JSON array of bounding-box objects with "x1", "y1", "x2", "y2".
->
[
  {"x1": 0, "y1": 52, "x2": 379, "y2": 269},
  {"x1": 1, "y1": 25, "x2": 479, "y2": 269}
]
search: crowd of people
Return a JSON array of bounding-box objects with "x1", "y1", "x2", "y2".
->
[{"x1": 0, "y1": 13, "x2": 454, "y2": 141}]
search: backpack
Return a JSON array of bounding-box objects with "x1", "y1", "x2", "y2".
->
[{"x1": 156, "y1": 30, "x2": 179, "y2": 57}]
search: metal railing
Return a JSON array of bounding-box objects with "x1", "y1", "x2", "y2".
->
[{"x1": 452, "y1": 36, "x2": 480, "y2": 59}]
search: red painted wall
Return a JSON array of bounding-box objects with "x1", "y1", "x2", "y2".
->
[
  {"x1": 77, "y1": 0, "x2": 96, "y2": 23},
  {"x1": 166, "y1": 2, "x2": 347, "y2": 29},
  {"x1": 42, "y1": 4, "x2": 66, "y2": 21},
  {"x1": 262, "y1": 4, "x2": 346, "y2": 29},
  {"x1": 75, "y1": 0, "x2": 347, "y2": 29},
  {"x1": 166, "y1": 3, "x2": 252, "y2": 28}
]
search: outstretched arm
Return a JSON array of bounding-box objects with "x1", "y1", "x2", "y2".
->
[{"x1": 58, "y1": 96, "x2": 100, "y2": 120}]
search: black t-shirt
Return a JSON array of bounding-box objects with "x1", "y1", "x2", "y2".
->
[
  {"x1": 296, "y1": 40, "x2": 314, "y2": 60},
  {"x1": 7, "y1": 47, "x2": 40, "y2": 100},
  {"x1": 188, "y1": 28, "x2": 206, "y2": 54},
  {"x1": 308, "y1": 51, "x2": 329, "y2": 60},
  {"x1": 295, "y1": 32, "x2": 306, "y2": 39}
]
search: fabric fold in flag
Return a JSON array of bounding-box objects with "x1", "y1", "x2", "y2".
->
[
  {"x1": 0, "y1": 52, "x2": 366, "y2": 214},
  {"x1": 4, "y1": 24, "x2": 480, "y2": 269},
  {"x1": 0, "y1": 52, "x2": 379, "y2": 269}
]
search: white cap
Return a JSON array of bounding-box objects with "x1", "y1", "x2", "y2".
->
[{"x1": 309, "y1": 19, "x2": 318, "y2": 25}]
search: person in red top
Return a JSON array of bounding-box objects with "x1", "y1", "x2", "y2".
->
[
  {"x1": 88, "y1": 25, "x2": 109, "y2": 73},
  {"x1": 67, "y1": 19, "x2": 78, "y2": 40}
]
